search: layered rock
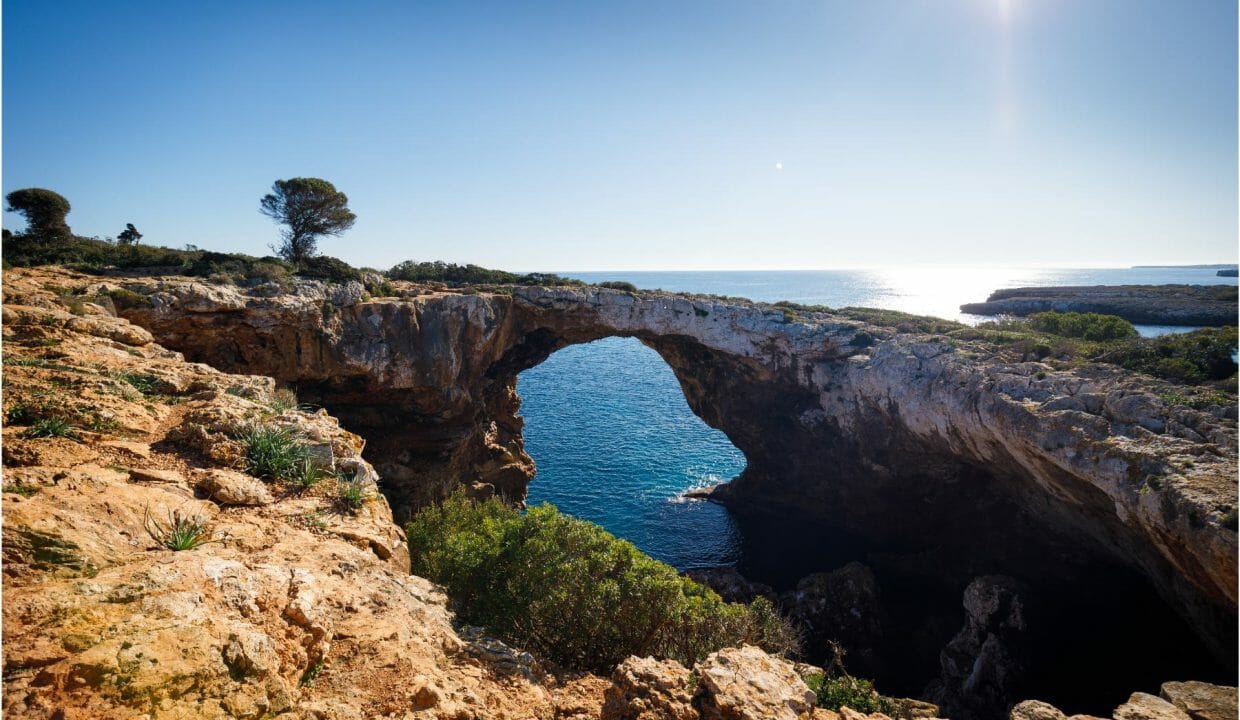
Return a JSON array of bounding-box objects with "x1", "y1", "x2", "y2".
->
[
  {"x1": 958, "y1": 285, "x2": 1237, "y2": 326},
  {"x1": 1010, "y1": 680, "x2": 1237, "y2": 720},
  {"x1": 11, "y1": 268, "x2": 1236, "y2": 674}
]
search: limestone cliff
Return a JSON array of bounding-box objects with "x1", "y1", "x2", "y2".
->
[
  {"x1": 75, "y1": 270, "x2": 1237, "y2": 666},
  {"x1": 3, "y1": 267, "x2": 1236, "y2": 718}
]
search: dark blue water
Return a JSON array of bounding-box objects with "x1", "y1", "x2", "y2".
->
[{"x1": 518, "y1": 266, "x2": 1237, "y2": 568}]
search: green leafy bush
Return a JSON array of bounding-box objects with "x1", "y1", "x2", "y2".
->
[
  {"x1": 1105, "y1": 327, "x2": 1238, "y2": 385},
  {"x1": 1026, "y1": 311, "x2": 1138, "y2": 341},
  {"x1": 812, "y1": 674, "x2": 892, "y2": 714},
  {"x1": 388, "y1": 260, "x2": 584, "y2": 287},
  {"x1": 296, "y1": 255, "x2": 362, "y2": 283},
  {"x1": 597, "y1": 281, "x2": 638, "y2": 292},
  {"x1": 406, "y1": 493, "x2": 799, "y2": 671}
]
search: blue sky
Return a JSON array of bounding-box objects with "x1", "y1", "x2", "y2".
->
[{"x1": 3, "y1": 0, "x2": 1236, "y2": 270}]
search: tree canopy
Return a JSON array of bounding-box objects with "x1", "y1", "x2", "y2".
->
[
  {"x1": 117, "y1": 223, "x2": 143, "y2": 245},
  {"x1": 6, "y1": 188, "x2": 72, "y2": 243},
  {"x1": 259, "y1": 178, "x2": 356, "y2": 265}
]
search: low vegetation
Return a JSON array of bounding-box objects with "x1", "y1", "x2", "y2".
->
[
  {"x1": 406, "y1": 493, "x2": 799, "y2": 671},
  {"x1": 804, "y1": 672, "x2": 892, "y2": 714},
  {"x1": 234, "y1": 423, "x2": 314, "y2": 481},
  {"x1": 387, "y1": 260, "x2": 584, "y2": 287},
  {"x1": 24, "y1": 416, "x2": 76, "y2": 439},
  {"x1": 145, "y1": 507, "x2": 216, "y2": 551},
  {"x1": 332, "y1": 474, "x2": 367, "y2": 513},
  {"x1": 1025, "y1": 311, "x2": 1138, "y2": 340}
]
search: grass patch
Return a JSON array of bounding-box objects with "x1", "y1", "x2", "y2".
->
[
  {"x1": 116, "y1": 371, "x2": 161, "y2": 396},
  {"x1": 332, "y1": 474, "x2": 367, "y2": 513},
  {"x1": 234, "y1": 423, "x2": 312, "y2": 481},
  {"x1": 268, "y1": 388, "x2": 300, "y2": 413},
  {"x1": 3, "y1": 484, "x2": 39, "y2": 497},
  {"x1": 406, "y1": 493, "x2": 799, "y2": 671},
  {"x1": 144, "y1": 508, "x2": 216, "y2": 551},
  {"x1": 24, "y1": 416, "x2": 76, "y2": 439}
]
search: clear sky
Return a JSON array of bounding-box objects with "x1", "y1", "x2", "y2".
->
[{"x1": 3, "y1": 0, "x2": 1236, "y2": 270}]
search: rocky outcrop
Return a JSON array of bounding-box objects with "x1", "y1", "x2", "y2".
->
[
  {"x1": 782, "y1": 562, "x2": 886, "y2": 679},
  {"x1": 9, "y1": 268, "x2": 1237, "y2": 706},
  {"x1": 928, "y1": 577, "x2": 1032, "y2": 720},
  {"x1": 1010, "y1": 681, "x2": 1237, "y2": 720},
  {"x1": 0, "y1": 275, "x2": 609, "y2": 719},
  {"x1": 959, "y1": 285, "x2": 1237, "y2": 326}
]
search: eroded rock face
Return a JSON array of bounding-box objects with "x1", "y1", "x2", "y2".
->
[
  {"x1": 782, "y1": 562, "x2": 886, "y2": 679},
  {"x1": 929, "y1": 576, "x2": 1031, "y2": 720},
  {"x1": 20, "y1": 269, "x2": 1237, "y2": 671}
]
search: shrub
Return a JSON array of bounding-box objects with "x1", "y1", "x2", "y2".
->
[
  {"x1": 290, "y1": 457, "x2": 323, "y2": 490},
  {"x1": 235, "y1": 423, "x2": 311, "y2": 481},
  {"x1": 107, "y1": 287, "x2": 153, "y2": 310},
  {"x1": 296, "y1": 254, "x2": 362, "y2": 283},
  {"x1": 388, "y1": 260, "x2": 584, "y2": 287},
  {"x1": 406, "y1": 493, "x2": 799, "y2": 671},
  {"x1": 597, "y1": 281, "x2": 638, "y2": 292},
  {"x1": 1026, "y1": 311, "x2": 1138, "y2": 341},
  {"x1": 1104, "y1": 327, "x2": 1238, "y2": 385},
  {"x1": 813, "y1": 675, "x2": 892, "y2": 714}
]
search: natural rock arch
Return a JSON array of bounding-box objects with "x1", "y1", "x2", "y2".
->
[{"x1": 117, "y1": 281, "x2": 1237, "y2": 672}]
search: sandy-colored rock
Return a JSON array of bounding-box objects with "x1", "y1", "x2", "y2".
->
[
  {"x1": 1010, "y1": 700, "x2": 1066, "y2": 720},
  {"x1": 1159, "y1": 681, "x2": 1238, "y2": 720},
  {"x1": 129, "y1": 467, "x2": 186, "y2": 484},
  {"x1": 196, "y1": 468, "x2": 274, "y2": 506},
  {"x1": 602, "y1": 656, "x2": 696, "y2": 720},
  {"x1": 1114, "y1": 693, "x2": 1192, "y2": 720},
  {"x1": 692, "y1": 645, "x2": 817, "y2": 720}
]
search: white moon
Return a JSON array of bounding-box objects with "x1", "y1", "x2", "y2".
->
[{"x1": 775, "y1": 162, "x2": 783, "y2": 171}]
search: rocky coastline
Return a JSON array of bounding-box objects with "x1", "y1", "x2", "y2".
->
[
  {"x1": 3, "y1": 266, "x2": 1236, "y2": 719},
  {"x1": 959, "y1": 285, "x2": 1237, "y2": 325}
]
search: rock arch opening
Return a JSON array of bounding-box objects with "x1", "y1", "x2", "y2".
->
[{"x1": 517, "y1": 336, "x2": 746, "y2": 569}]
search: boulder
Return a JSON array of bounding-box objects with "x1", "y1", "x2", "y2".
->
[
  {"x1": 1114, "y1": 692, "x2": 1191, "y2": 720},
  {"x1": 1159, "y1": 681, "x2": 1238, "y2": 720},
  {"x1": 601, "y1": 656, "x2": 696, "y2": 720},
  {"x1": 692, "y1": 644, "x2": 816, "y2": 720},
  {"x1": 197, "y1": 469, "x2": 273, "y2": 506}
]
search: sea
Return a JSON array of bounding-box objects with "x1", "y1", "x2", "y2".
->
[{"x1": 516, "y1": 265, "x2": 1238, "y2": 571}]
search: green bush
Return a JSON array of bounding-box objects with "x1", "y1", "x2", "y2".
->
[
  {"x1": 811, "y1": 674, "x2": 892, "y2": 714},
  {"x1": 388, "y1": 260, "x2": 584, "y2": 287},
  {"x1": 1026, "y1": 311, "x2": 1138, "y2": 341},
  {"x1": 296, "y1": 255, "x2": 362, "y2": 283},
  {"x1": 1106, "y1": 327, "x2": 1238, "y2": 385},
  {"x1": 597, "y1": 281, "x2": 639, "y2": 292},
  {"x1": 406, "y1": 493, "x2": 799, "y2": 671}
]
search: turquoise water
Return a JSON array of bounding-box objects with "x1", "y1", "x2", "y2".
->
[{"x1": 518, "y1": 266, "x2": 1236, "y2": 569}]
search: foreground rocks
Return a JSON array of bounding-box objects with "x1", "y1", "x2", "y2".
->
[
  {"x1": 959, "y1": 285, "x2": 1237, "y2": 326},
  {"x1": 1010, "y1": 680, "x2": 1237, "y2": 720},
  {"x1": 0, "y1": 278, "x2": 606, "y2": 718}
]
